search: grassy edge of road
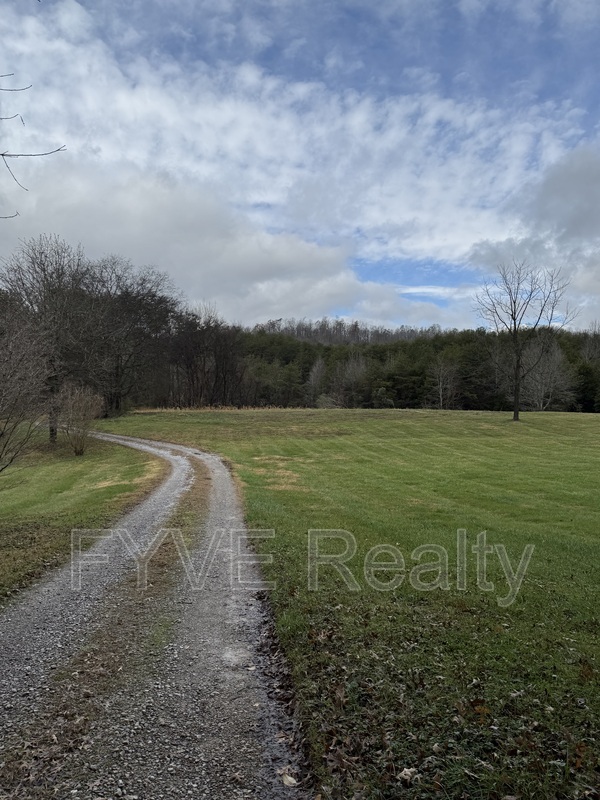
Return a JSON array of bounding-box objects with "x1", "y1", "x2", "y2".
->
[
  {"x1": 0, "y1": 450, "x2": 213, "y2": 799},
  {"x1": 95, "y1": 408, "x2": 600, "y2": 800},
  {"x1": 0, "y1": 436, "x2": 169, "y2": 606}
]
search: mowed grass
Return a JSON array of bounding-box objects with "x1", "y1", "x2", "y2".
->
[
  {"x1": 0, "y1": 438, "x2": 167, "y2": 604},
  {"x1": 97, "y1": 409, "x2": 600, "y2": 799}
]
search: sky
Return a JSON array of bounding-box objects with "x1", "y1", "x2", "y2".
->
[{"x1": 1, "y1": 0, "x2": 599, "y2": 328}]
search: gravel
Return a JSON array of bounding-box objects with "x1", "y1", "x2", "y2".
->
[{"x1": 0, "y1": 434, "x2": 310, "y2": 799}]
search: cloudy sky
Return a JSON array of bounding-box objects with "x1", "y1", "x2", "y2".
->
[{"x1": 1, "y1": 0, "x2": 599, "y2": 328}]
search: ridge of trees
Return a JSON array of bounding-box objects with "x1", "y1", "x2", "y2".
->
[
  {"x1": 1, "y1": 236, "x2": 599, "y2": 469},
  {"x1": 252, "y1": 316, "x2": 444, "y2": 345}
]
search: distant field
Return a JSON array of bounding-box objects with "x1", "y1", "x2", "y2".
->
[
  {"x1": 99, "y1": 409, "x2": 600, "y2": 798},
  {"x1": 0, "y1": 439, "x2": 167, "y2": 604}
]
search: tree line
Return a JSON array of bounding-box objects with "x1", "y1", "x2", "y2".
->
[{"x1": 1, "y1": 236, "x2": 599, "y2": 469}]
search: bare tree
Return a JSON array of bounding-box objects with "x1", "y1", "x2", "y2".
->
[
  {"x1": 0, "y1": 301, "x2": 47, "y2": 473},
  {"x1": 427, "y1": 353, "x2": 460, "y2": 409},
  {"x1": 580, "y1": 322, "x2": 600, "y2": 364},
  {"x1": 305, "y1": 356, "x2": 327, "y2": 405},
  {"x1": 0, "y1": 235, "x2": 89, "y2": 441},
  {"x1": 83, "y1": 256, "x2": 179, "y2": 413},
  {"x1": 330, "y1": 354, "x2": 368, "y2": 407},
  {"x1": 475, "y1": 260, "x2": 574, "y2": 421},
  {"x1": 58, "y1": 383, "x2": 103, "y2": 456},
  {"x1": 519, "y1": 339, "x2": 574, "y2": 411},
  {"x1": 1, "y1": 238, "x2": 181, "y2": 428}
]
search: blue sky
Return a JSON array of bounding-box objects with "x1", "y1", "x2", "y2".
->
[{"x1": 1, "y1": 0, "x2": 599, "y2": 327}]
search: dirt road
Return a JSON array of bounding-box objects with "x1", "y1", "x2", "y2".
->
[{"x1": 0, "y1": 434, "x2": 307, "y2": 799}]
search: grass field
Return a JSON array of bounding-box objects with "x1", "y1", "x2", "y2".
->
[
  {"x1": 0, "y1": 438, "x2": 167, "y2": 605},
  {"x1": 97, "y1": 410, "x2": 598, "y2": 797}
]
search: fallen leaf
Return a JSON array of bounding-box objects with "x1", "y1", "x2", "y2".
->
[{"x1": 398, "y1": 767, "x2": 420, "y2": 784}]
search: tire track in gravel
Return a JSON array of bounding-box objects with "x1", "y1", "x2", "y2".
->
[{"x1": 0, "y1": 433, "x2": 309, "y2": 799}]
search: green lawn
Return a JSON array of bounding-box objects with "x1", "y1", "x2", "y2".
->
[
  {"x1": 0, "y1": 438, "x2": 167, "y2": 603},
  {"x1": 98, "y1": 409, "x2": 599, "y2": 798}
]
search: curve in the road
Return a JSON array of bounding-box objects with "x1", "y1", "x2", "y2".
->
[{"x1": 0, "y1": 433, "x2": 307, "y2": 799}]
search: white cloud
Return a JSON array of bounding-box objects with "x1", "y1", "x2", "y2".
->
[
  {"x1": 1, "y1": 0, "x2": 599, "y2": 329},
  {"x1": 519, "y1": 146, "x2": 600, "y2": 243},
  {"x1": 467, "y1": 144, "x2": 600, "y2": 327},
  {"x1": 1, "y1": 153, "x2": 483, "y2": 328},
  {"x1": 549, "y1": 0, "x2": 600, "y2": 26},
  {"x1": 0, "y1": 156, "x2": 352, "y2": 320},
  {"x1": 458, "y1": 0, "x2": 600, "y2": 27}
]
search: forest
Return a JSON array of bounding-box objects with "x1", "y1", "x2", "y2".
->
[{"x1": 1, "y1": 234, "x2": 599, "y2": 467}]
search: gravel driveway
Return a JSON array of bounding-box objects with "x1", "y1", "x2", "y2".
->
[{"x1": 0, "y1": 434, "x2": 309, "y2": 799}]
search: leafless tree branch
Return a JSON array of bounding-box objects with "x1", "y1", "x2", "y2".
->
[
  {"x1": 2, "y1": 146, "x2": 67, "y2": 159},
  {"x1": 474, "y1": 259, "x2": 576, "y2": 420},
  {"x1": 0, "y1": 74, "x2": 33, "y2": 92},
  {"x1": 1, "y1": 147, "x2": 67, "y2": 191},
  {"x1": 2, "y1": 56, "x2": 65, "y2": 210}
]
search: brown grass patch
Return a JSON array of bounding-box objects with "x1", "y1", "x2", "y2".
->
[{"x1": 248, "y1": 464, "x2": 310, "y2": 492}]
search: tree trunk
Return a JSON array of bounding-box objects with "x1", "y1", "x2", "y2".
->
[
  {"x1": 49, "y1": 410, "x2": 58, "y2": 443},
  {"x1": 47, "y1": 373, "x2": 61, "y2": 444},
  {"x1": 513, "y1": 354, "x2": 521, "y2": 421},
  {"x1": 105, "y1": 392, "x2": 122, "y2": 415}
]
